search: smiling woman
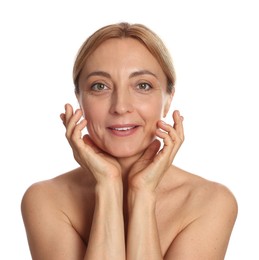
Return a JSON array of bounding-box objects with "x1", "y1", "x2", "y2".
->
[
  {"x1": 76, "y1": 37, "x2": 171, "y2": 159},
  {"x1": 21, "y1": 22, "x2": 238, "y2": 260}
]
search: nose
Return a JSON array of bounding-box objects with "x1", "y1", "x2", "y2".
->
[{"x1": 109, "y1": 88, "x2": 134, "y2": 115}]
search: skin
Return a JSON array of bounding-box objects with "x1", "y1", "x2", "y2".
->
[{"x1": 21, "y1": 38, "x2": 238, "y2": 260}]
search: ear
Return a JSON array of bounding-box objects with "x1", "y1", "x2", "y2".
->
[{"x1": 163, "y1": 91, "x2": 174, "y2": 118}]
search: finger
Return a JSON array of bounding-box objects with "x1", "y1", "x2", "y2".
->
[
  {"x1": 60, "y1": 113, "x2": 65, "y2": 126},
  {"x1": 141, "y1": 139, "x2": 161, "y2": 162},
  {"x1": 65, "y1": 109, "x2": 83, "y2": 139},
  {"x1": 172, "y1": 110, "x2": 184, "y2": 141},
  {"x1": 156, "y1": 121, "x2": 177, "y2": 147},
  {"x1": 156, "y1": 121, "x2": 182, "y2": 162},
  {"x1": 64, "y1": 103, "x2": 74, "y2": 126},
  {"x1": 134, "y1": 139, "x2": 160, "y2": 168},
  {"x1": 60, "y1": 103, "x2": 73, "y2": 126},
  {"x1": 69, "y1": 117, "x2": 87, "y2": 147},
  {"x1": 130, "y1": 139, "x2": 161, "y2": 177},
  {"x1": 82, "y1": 134, "x2": 102, "y2": 154}
]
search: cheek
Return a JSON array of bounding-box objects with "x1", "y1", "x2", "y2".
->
[
  {"x1": 79, "y1": 103, "x2": 105, "y2": 135},
  {"x1": 139, "y1": 99, "x2": 164, "y2": 120},
  {"x1": 84, "y1": 111, "x2": 104, "y2": 131},
  {"x1": 80, "y1": 98, "x2": 104, "y2": 121}
]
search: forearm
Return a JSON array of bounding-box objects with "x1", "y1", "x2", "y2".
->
[
  {"x1": 84, "y1": 181, "x2": 125, "y2": 260},
  {"x1": 127, "y1": 190, "x2": 163, "y2": 260}
]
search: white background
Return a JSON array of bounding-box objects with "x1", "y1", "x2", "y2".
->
[{"x1": 1, "y1": 0, "x2": 258, "y2": 259}]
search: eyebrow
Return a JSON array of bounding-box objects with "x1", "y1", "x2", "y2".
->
[
  {"x1": 86, "y1": 71, "x2": 111, "y2": 79},
  {"x1": 85, "y1": 70, "x2": 158, "y2": 80},
  {"x1": 129, "y1": 70, "x2": 158, "y2": 79}
]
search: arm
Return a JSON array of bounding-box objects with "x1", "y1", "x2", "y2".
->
[
  {"x1": 127, "y1": 189, "x2": 162, "y2": 260},
  {"x1": 62, "y1": 104, "x2": 126, "y2": 260},
  {"x1": 85, "y1": 181, "x2": 125, "y2": 260},
  {"x1": 126, "y1": 111, "x2": 184, "y2": 260}
]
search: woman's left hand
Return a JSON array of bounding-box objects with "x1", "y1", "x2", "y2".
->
[{"x1": 128, "y1": 110, "x2": 184, "y2": 192}]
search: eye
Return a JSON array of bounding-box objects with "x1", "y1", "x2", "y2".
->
[
  {"x1": 136, "y1": 82, "x2": 152, "y2": 91},
  {"x1": 91, "y1": 83, "x2": 108, "y2": 91}
]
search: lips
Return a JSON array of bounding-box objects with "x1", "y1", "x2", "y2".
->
[
  {"x1": 107, "y1": 124, "x2": 140, "y2": 137},
  {"x1": 110, "y1": 126, "x2": 136, "y2": 131}
]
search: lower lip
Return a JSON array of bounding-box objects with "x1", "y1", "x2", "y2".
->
[{"x1": 107, "y1": 126, "x2": 139, "y2": 137}]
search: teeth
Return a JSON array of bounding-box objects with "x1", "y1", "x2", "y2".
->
[{"x1": 113, "y1": 127, "x2": 134, "y2": 131}]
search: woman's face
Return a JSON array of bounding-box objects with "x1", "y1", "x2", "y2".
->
[{"x1": 77, "y1": 38, "x2": 173, "y2": 158}]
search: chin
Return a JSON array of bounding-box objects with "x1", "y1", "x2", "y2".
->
[{"x1": 103, "y1": 143, "x2": 146, "y2": 159}]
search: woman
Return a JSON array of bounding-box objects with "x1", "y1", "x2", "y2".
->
[{"x1": 21, "y1": 22, "x2": 238, "y2": 259}]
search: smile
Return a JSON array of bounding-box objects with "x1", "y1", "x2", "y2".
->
[
  {"x1": 112, "y1": 126, "x2": 136, "y2": 131},
  {"x1": 107, "y1": 125, "x2": 139, "y2": 137}
]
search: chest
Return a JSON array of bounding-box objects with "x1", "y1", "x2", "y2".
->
[{"x1": 64, "y1": 189, "x2": 188, "y2": 255}]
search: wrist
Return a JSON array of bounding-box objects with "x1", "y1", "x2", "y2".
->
[
  {"x1": 127, "y1": 188, "x2": 157, "y2": 212},
  {"x1": 95, "y1": 173, "x2": 123, "y2": 189},
  {"x1": 95, "y1": 179, "x2": 123, "y2": 201}
]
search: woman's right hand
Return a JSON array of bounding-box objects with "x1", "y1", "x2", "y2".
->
[{"x1": 60, "y1": 103, "x2": 122, "y2": 184}]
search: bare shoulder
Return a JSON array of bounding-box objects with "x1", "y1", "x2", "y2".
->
[
  {"x1": 21, "y1": 170, "x2": 74, "y2": 230},
  {"x1": 21, "y1": 178, "x2": 56, "y2": 216},
  {"x1": 21, "y1": 167, "x2": 94, "y2": 223},
  {"x1": 162, "y1": 166, "x2": 238, "y2": 259},
  {"x1": 186, "y1": 169, "x2": 238, "y2": 219},
  {"x1": 22, "y1": 167, "x2": 92, "y2": 201},
  {"x1": 168, "y1": 166, "x2": 238, "y2": 214},
  {"x1": 21, "y1": 170, "x2": 74, "y2": 212},
  {"x1": 21, "y1": 168, "x2": 94, "y2": 259}
]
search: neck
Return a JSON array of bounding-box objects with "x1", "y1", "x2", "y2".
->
[{"x1": 116, "y1": 152, "x2": 143, "y2": 181}]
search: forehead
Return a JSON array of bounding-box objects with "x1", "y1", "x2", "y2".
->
[{"x1": 83, "y1": 38, "x2": 165, "y2": 76}]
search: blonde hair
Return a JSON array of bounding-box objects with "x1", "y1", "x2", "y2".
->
[{"x1": 73, "y1": 22, "x2": 176, "y2": 94}]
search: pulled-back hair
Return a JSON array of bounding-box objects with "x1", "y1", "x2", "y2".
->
[{"x1": 73, "y1": 22, "x2": 176, "y2": 94}]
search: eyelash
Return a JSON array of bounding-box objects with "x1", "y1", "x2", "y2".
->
[
  {"x1": 136, "y1": 82, "x2": 152, "y2": 91},
  {"x1": 90, "y1": 83, "x2": 108, "y2": 91}
]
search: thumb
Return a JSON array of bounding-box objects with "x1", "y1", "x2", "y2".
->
[
  {"x1": 132, "y1": 139, "x2": 161, "y2": 173},
  {"x1": 82, "y1": 135, "x2": 102, "y2": 154},
  {"x1": 141, "y1": 139, "x2": 161, "y2": 162}
]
